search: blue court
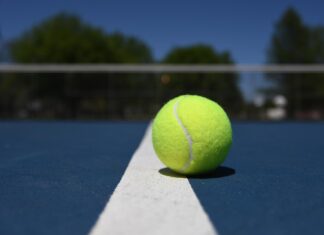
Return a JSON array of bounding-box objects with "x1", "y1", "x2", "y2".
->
[{"x1": 0, "y1": 121, "x2": 324, "y2": 235}]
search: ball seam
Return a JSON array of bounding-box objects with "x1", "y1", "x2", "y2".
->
[{"x1": 173, "y1": 98, "x2": 193, "y2": 172}]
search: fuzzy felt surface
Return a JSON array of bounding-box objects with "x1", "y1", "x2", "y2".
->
[{"x1": 152, "y1": 95, "x2": 232, "y2": 174}]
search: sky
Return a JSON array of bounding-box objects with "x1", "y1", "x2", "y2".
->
[{"x1": 1, "y1": 0, "x2": 324, "y2": 64}]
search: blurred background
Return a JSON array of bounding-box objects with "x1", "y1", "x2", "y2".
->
[{"x1": 0, "y1": 0, "x2": 324, "y2": 120}]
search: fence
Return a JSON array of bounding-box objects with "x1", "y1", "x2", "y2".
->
[{"x1": 1, "y1": 64, "x2": 324, "y2": 120}]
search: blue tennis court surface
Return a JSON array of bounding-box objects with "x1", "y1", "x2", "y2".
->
[
  {"x1": 0, "y1": 121, "x2": 324, "y2": 235},
  {"x1": 0, "y1": 122, "x2": 147, "y2": 235},
  {"x1": 190, "y1": 123, "x2": 324, "y2": 235}
]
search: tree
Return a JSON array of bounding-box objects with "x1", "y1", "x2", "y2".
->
[
  {"x1": 107, "y1": 32, "x2": 153, "y2": 63},
  {"x1": 267, "y1": 7, "x2": 324, "y2": 118},
  {"x1": 163, "y1": 44, "x2": 243, "y2": 116},
  {"x1": 9, "y1": 13, "x2": 153, "y2": 64},
  {"x1": 268, "y1": 8, "x2": 312, "y2": 64},
  {"x1": 10, "y1": 13, "x2": 115, "y2": 63},
  {"x1": 5, "y1": 12, "x2": 154, "y2": 119},
  {"x1": 163, "y1": 44, "x2": 232, "y2": 64}
]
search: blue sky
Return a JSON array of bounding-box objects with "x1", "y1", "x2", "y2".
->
[{"x1": 1, "y1": 0, "x2": 324, "y2": 64}]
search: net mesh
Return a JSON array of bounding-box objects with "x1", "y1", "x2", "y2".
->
[{"x1": 0, "y1": 64, "x2": 324, "y2": 120}]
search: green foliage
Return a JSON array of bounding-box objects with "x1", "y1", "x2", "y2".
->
[
  {"x1": 3, "y1": 13, "x2": 243, "y2": 119},
  {"x1": 268, "y1": 8, "x2": 312, "y2": 63},
  {"x1": 3, "y1": 12, "x2": 155, "y2": 119},
  {"x1": 162, "y1": 44, "x2": 243, "y2": 115},
  {"x1": 10, "y1": 13, "x2": 114, "y2": 63},
  {"x1": 107, "y1": 32, "x2": 153, "y2": 63},
  {"x1": 163, "y1": 44, "x2": 232, "y2": 64},
  {"x1": 267, "y1": 7, "x2": 324, "y2": 117},
  {"x1": 269, "y1": 7, "x2": 324, "y2": 64},
  {"x1": 9, "y1": 13, "x2": 153, "y2": 63}
]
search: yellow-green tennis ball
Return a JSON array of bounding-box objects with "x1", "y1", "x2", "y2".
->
[{"x1": 152, "y1": 95, "x2": 232, "y2": 175}]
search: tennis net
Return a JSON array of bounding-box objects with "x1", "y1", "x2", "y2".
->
[{"x1": 1, "y1": 64, "x2": 324, "y2": 120}]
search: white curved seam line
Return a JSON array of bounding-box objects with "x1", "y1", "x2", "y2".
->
[{"x1": 173, "y1": 99, "x2": 193, "y2": 172}]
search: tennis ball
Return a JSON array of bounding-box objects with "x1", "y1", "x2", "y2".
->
[{"x1": 152, "y1": 95, "x2": 232, "y2": 175}]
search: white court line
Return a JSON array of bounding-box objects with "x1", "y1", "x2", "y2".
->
[{"x1": 89, "y1": 125, "x2": 217, "y2": 235}]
